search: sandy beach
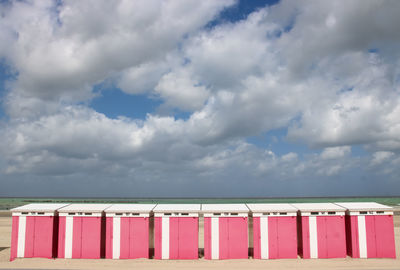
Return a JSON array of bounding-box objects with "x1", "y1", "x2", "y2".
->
[{"x1": 0, "y1": 216, "x2": 399, "y2": 269}]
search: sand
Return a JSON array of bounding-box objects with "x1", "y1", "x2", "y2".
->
[{"x1": 0, "y1": 216, "x2": 399, "y2": 269}]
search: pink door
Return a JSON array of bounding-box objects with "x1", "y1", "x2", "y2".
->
[
  {"x1": 82, "y1": 217, "x2": 102, "y2": 259},
  {"x1": 178, "y1": 217, "x2": 198, "y2": 259},
  {"x1": 219, "y1": 217, "x2": 229, "y2": 259},
  {"x1": 219, "y1": 217, "x2": 248, "y2": 259},
  {"x1": 299, "y1": 216, "x2": 310, "y2": 258},
  {"x1": 105, "y1": 217, "x2": 113, "y2": 259},
  {"x1": 169, "y1": 217, "x2": 179, "y2": 259},
  {"x1": 268, "y1": 217, "x2": 297, "y2": 259},
  {"x1": 120, "y1": 217, "x2": 149, "y2": 259},
  {"x1": 57, "y1": 216, "x2": 66, "y2": 258},
  {"x1": 154, "y1": 217, "x2": 162, "y2": 259},
  {"x1": 33, "y1": 216, "x2": 54, "y2": 258},
  {"x1": 169, "y1": 217, "x2": 198, "y2": 259},
  {"x1": 72, "y1": 217, "x2": 82, "y2": 258},
  {"x1": 252, "y1": 217, "x2": 261, "y2": 259},
  {"x1": 10, "y1": 216, "x2": 19, "y2": 260},
  {"x1": 24, "y1": 216, "x2": 54, "y2": 258},
  {"x1": 72, "y1": 217, "x2": 102, "y2": 258},
  {"x1": 267, "y1": 217, "x2": 279, "y2": 259},
  {"x1": 366, "y1": 215, "x2": 396, "y2": 258},
  {"x1": 347, "y1": 215, "x2": 359, "y2": 257},
  {"x1": 317, "y1": 216, "x2": 346, "y2": 258}
]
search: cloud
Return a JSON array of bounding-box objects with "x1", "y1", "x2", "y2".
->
[
  {"x1": 117, "y1": 61, "x2": 169, "y2": 95},
  {"x1": 155, "y1": 69, "x2": 210, "y2": 111},
  {"x1": 281, "y1": 152, "x2": 298, "y2": 162},
  {"x1": 370, "y1": 151, "x2": 395, "y2": 166},
  {"x1": 1, "y1": 104, "x2": 399, "y2": 197},
  {"x1": 1, "y1": 0, "x2": 235, "y2": 117},
  {"x1": 286, "y1": 51, "x2": 400, "y2": 149},
  {"x1": 183, "y1": 8, "x2": 277, "y2": 90},
  {"x1": 321, "y1": 146, "x2": 351, "y2": 160},
  {"x1": 2, "y1": 0, "x2": 399, "y2": 149},
  {"x1": 0, "y1": 0, "x2": 400, "y2": 196}
]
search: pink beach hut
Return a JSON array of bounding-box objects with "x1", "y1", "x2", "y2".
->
[
  {"x1": 105, "y1": 204, "x2": 156, "y2": 259},
  {"x1": 10, "y1": 203, "x2": 68, "y2": 261},
  {"x1": 57, "y1": 204, "x2": 111, "y2": 259},
  {"x1": 335, "y1": 202, "x2": 396, "y2": 258},
  {"x1": 292, "y1": 203, "x2": 346, "y2": 259},
  {"x1": 153, "y1": 204, "x2": 200, "y2": 259},
  {"x1": 247, "y1": 203, "x2": 298, "y2": 259},
  {"x1": 202, "y1": 204, "x2": 249, "y2": 260}
]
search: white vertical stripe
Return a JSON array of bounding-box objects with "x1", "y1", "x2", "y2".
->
[
  {"x1": 260, "y1": 216, "x2": 269, "y2": 259},
  {"x1": 309, "y1": 216, "x2": 318, "y2": 258},
  {"x1": 161, "y1": 217, "x2": 170, "y2": 259},
  {"x1": 113, "y1": 217, "x2": 121, "y2": 259},
  {"x1": 358, "y1": 215, "x2": 367, "y2": 258},
  {"x1": 64, "y1": 216, "x2": 73, "y2": 259},
  {"x1": 17, "y1": 216, "x2": 26, "y2": 257},
  {"x1": 211, "y1": 217, "x2": 219, "y2": 259}
]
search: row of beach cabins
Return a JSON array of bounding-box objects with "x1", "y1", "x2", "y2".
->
[{"x1": 10, "y1": 202, "x2": 396, "y2": 261}]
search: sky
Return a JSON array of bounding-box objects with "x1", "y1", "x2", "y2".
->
[{"x1": 0, "y1": 0, "x2": 400, "y2": 198}]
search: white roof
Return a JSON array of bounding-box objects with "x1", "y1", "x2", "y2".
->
[
  {"x1": 153, "y1": 204, "x2": 201, "y2": 213},
  {"x1": 58, "y1": 204, "x2": 112, "y2": 213},
  {"x1": 105, "y1": 204, "x2": 156, "y2": 213},
  {"x1": 247, "y1": 203, "x2": 297, "y2": 213},
  {"x1": 292, "y1": 203, "x2": 345, "y2": 212},
  {"x1": 11, "y1": 203, "x2": 69, "y2": 213},
  {"x1": 335, "y1": 202, "x2": 392, "y2": 211},
  {"x1": 201, "y1": 204, "x2": 249, "y2": 213}
]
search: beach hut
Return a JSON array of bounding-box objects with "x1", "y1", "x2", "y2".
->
[
  {"x1": 105, "y1": 204, "x2": 156, "y2": 259},
  {"x1": 10, "y1": 203, "x2": 69, "y2": 261},
  {"x1": 202, "y1": 204, "x2": 249, "y2": 260},
  {"x1": 153, "y1": 204, "x2": 201, "y2": 259},
  {"x1": 247, "y1": 203, "x2": 298, "y2": 259},
  {"x1": 292, "y1": 203, "x2": 346, "y2": 259},
  {"x1": 57, "y1": 204, "x2": 111, "y2": 259},
  {"x1": 335, "y1": 202, "x2": 396, "y2": 258}
]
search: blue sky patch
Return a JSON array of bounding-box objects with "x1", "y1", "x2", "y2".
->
[
  {"x1": 246, "y1": 128, "x2": 313, "y2": 157},
  {"x1": 90, "y1": 88, "x2": 162, "y2": 120},
  {"x1": 206, "y1": 0, "x2": 279, "y2": 29}
]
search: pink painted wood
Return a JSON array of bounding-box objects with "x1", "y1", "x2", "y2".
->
[
  {"x1": 72, "y1": 217, "x2": 82, "y2": 258},
  {"x1": 154, "y1": 216, "x2": 198, "y2": 259},
  {"x1": 120, "y1": 217, "x2": 149, "y2": 259},
  {"x1": 153, "y1": 217, "x2": 162, "y2": 259},
  {"x1": 253, "y1": 216, "x2": 297, "y2": 259},
  {"x1": 317, "y1": 216, "x2": 346, "y2": 258},
  {"x1": 178, "y1": 217, "x2": 198, "y2": 259},
  {"x1": 57, "y1": 216, "x2": 66, "y2": 258},
  {"x1": 252, "y1": 217, "x2": 261, "y2": 259},
  {"x1": 204, "y1": 217, "x2": 248, "y2": 260},
  {"x1": 169, "y1": 217, "x2": 179, "y2": 259},
  {"x1": 20, "y1": 216, "x2": 54, "y2": 259},
  {"x1": 105, "y1": 217, "x2": 113, "y2": 259},
  {"x1": 9, "y1": 216, "x2": 19, "y2": 261},
  {"x1": 219, "y1": 217, "x2": 248, "y2": 259},
  {"x1": 169, "y1": 217, "x2": 198, "y2": 259},
  {"x1": 346, "y1": 214, "x2": 396, "y2": 258},
  {"x1": 348, "y1": 215, "x2": 359, "y2": 258},
  {"x1": 71, "y1": 217, "x2": 102, "y2": 259},
  {"x1": 366, "y1": 215, "x2": 396, "y2": 258},
  {"x1": 37, "y1": 216, "x2": 54, "y2": 258},
  {"x1": 24, "y1": 216, "x2": 35, "y2": 257},
  {"x1": 203, "y1": 217, "x2": 212, "y2": 259},
  {"x1": 219, "y1": 217, "x2": 229, "y2": 259},
  {"x1": 270, "y1": 216, "x2": 297, "y2": 259},
  {"x1": 300, "y1": 216, "x2": 346, "y2": 259},
  {"x1": 300, "y1": 216, "x2": 310, "y2": 259}
]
